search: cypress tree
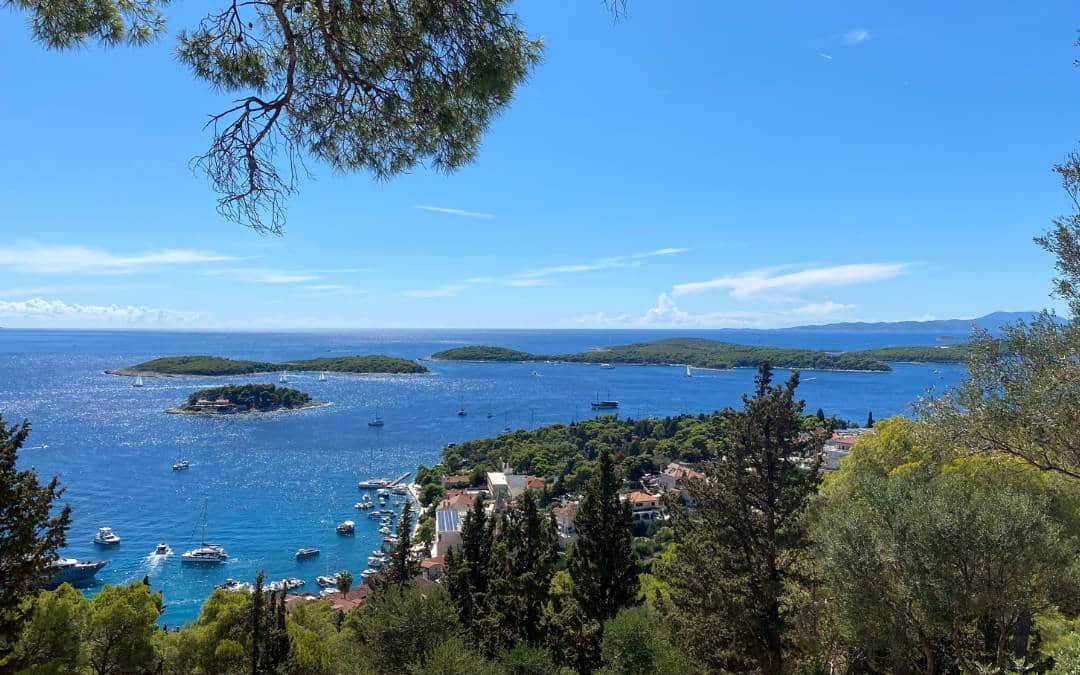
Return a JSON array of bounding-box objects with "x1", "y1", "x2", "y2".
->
[
  {"x1": 483, "y1": 491, "x2": 559, "y2": 653},
  {"x1": 567, "y1": 447, "x2": 639, "y2": 624},
  {"x1": 385, "y1": 499, "x2": 418, "y2": 587},
  {"x1": 816, "y1": 407, "x2": 826, "y2": 424},
  {"x1": 446, "y1": 495, "x2": 494, "y2": 645},
  {"x1": 0, "y1": 416, "x2": 71, "y2": 644},
  {"x1": 662, "y1": 364, "x2": 824, "y2": 674},
  {"x1": 866, "y1": 410, "x2": 875, "y2": 428},
  {"x1": 251, "y1": 571, "x2": 264, "y2": 675}
]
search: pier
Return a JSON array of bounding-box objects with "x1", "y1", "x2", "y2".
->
[{"x1": 387, "y1": 472, "x2": 411, "y2": 487}]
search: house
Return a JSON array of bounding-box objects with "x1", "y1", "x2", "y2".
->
[
  {"x1": 659, "y1": 462, "x2": 704, "y2": 493},
  {"x1": 552, "y1": 501, "x2": 579, "y2": 548},
  {"x1": 435, "y1": 509, "x2": 464, "y2": 557},
  {"x1": 487, "y1": 470, "x2": 545, "y2": 509},
  {"x1": 820, "y1": 428, "x2": 873, "y2": 471},
  {"x1": 441, "y1": 474, "x2": 471, "y2": 490},
  {"x1": 436, "y1": 492, "x2": 475, "y2": 513},
  {"x1": 420, "y1": 556, "x2": 446, "y2": 582},
  {"x1": 623, "y1": 490, "x2": 660, "y2": 522}
]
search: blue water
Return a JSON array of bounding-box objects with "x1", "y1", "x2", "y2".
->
[{"x1": 0, "y1": 329, "x2": 966, "y2": 625}]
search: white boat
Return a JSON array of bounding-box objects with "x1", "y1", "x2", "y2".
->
[
  {"x1": 316, "y1": 573, "x2": 345, "y2": 588},
  {"x1": 599, "y1": 363, "x2": 615, "y2": 369},
  {"x1": 283, "y1": 577, "x2": 305, "y2": 590},
  {"x1": 392, "y1": 485, "x2": 408, "y2": 495},
  {"x1": 355, "y1": 500, "x2": 374, "y2": 509},
  {"x1": 153, "y1": 543, "x2": 172, "y2": 556},
  {"x1": 172, "y1": 458, "x2": 190, "y2": 471},
  {"x1": 336, "y1": 520, "x2": 355, "y2": 535},
  {"x1": 357, "y1": 478, "x2": 389, "y2": 489},
  {"x1": 181, "y1": 543, "x2": 228, "y2": 564},
  {"x1": 45, "y1": 558, "x2": 107, "y2": 589},
  {"x1": 278, "y1": 370, "x2": 289, "y2": 383},
  {"x1": 93, "y1": 527, "x2": 121, "y2": 545},
  {"x1": 218, "y1": 578, "x2": 252, "y2": 593},
  {"x1": 367, "y1": 554, "x2": 385, "y2": 565},
  {"x1": 318, "y1": 371, "x2": 327, "y2": 382},
  {"x1": 133, "y1": 375, "x2": 144, "y2": 387},
  {"x1": 378, "y1": 526, "x2": 391, "y2": 535},
  {"x1": 361, "y1": 568, "x2": 378, "y2": 577},
  {"x1": 685, "y1": 365, "x2": 692, "y2": 377},
  {"x1": 295, "y1": 547, "x2": 320, "y2": 559},
  {"x1": 182, "y1": 500, "x2": 228, "y2": 564}
]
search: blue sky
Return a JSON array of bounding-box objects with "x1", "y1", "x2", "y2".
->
[{"x1": 0, "y1": 1, "x2": 1076, "y2": 329}]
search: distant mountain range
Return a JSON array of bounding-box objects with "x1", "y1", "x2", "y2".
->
[{"x1": 785, "y1": 311, "x2": 1051, "y2": 335}]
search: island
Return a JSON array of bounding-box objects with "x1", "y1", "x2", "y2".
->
[
  {"x1": 430, "y1": 338, "x2": 972, "y2": 372},
  {"x1": 110, "y1": 354, "x2": 427, "y2": 377},
  {"x1": 166, "y1": 384, "x2": 324, "y2": 415}
]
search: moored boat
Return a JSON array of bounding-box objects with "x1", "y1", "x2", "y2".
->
[
  {"x1": 93, "y1": 527, "x2": 121, "y2": 545},
  {"x1": 590, "y1": 399, "x2": 619, "y2": 409},
  {"x1": 295, "y1": 547, "x2": 320, "y2": 559},
  {"x1": 181, "y1": 543, "x2": 228, "y2": 564},
  {"x1": 357, "y1": 478, "x2": 389, "y2": 489},
  {"x1": 336, "y1": 520, "x2": 355, "y2": 535},
  {"x1": 172, "y1": 458, "x2": 190, "y2": 471},
  {"x1": 45, "y1": 558, "x2": 107, "y2": 589}
]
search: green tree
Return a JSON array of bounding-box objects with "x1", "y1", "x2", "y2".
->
[
  {"x1": 446, "y1": 494, "x2": 495, "y2": 644},
  {"x1": 6, "y1": 584, "x2": 88, "y2": 672},
  {"x1": 336, "y1": 570, "x2": 353, "y2": 597},
  {"x1": 661, "y1": 364, "x2": 824, "y2": 674},
  {"x1": 345, "y1": 582, "x2": 459, "y2": 673},
  {"x1": 598, "y1": 606, "x2": 694, "y2": 675},
  {"x1": 866, "y1": 410, "x2": 874, "y2": 428},
  {"x1": 483, "y1": 490, "x2": 559, "y2": 652},
  {"x1": 83, "y1": 581, "x2": 163, "y2": 675},
  {"x1": 384, "y1": 499, "x2": 419, "y2": 587},
  {"x1": 812, "y1": 433, "x2": 1080, "y2": 673},
  {"x1": 816, "y1": 407, "x2": 826, "y2": 424},
  {"x1": 0, "y1": 416, "x2": 72, "y2": 646},
  {"x1": 8, "y1": 0, "x2": 542, "y2": 233},
  {"x1": 567, "y1": 447, "x2": 638, "y2": 626}
]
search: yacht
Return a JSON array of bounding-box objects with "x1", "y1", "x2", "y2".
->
[
  {"x1": 181, "y1": 543, "x2": 228, "y2": 564},
  {"x1": 133, "y1": 375, "x2": 144, "y2": 387},
  {"x1": 218, "y1": 578, "x2": 252, "y2": 593},
  {"x1": 361, "y1": 568, "x2": 378, "y2": 577},
  {"x1": 392, "y1": 485, "x2": 408, "y2": 495},
  {"x1": 591, "y1": 399, "x2": 620, "y2": 409},
  {"x1": 355, "y1": 500, "x2": 373, "y2": 509},
  {"x1": 336, "y1": 520, "x2": 355, "y2": 535},
  {"x1": 367, "y1": 511, "x2": 383, "y2": 519},
  {"x1": 93, "y1": 527, "x2": 121, "y2": 545},
  {"x1": 357, "y1": 478, "x2": 389, "y2": 489},
  {"x1": 283, "y1": 577, "x2": 305, "y2": 590},
  {"x1": 599, "y1": 363, "x2": 615, "y2": 369},
  {"x1": 153, "y1": 543, "x2": 172, "y2": 556},
  {"x1": 45, "y1": 558, "x2": 107, "y2": 589},
  {"x1": 295, "y1": 547, "x2": 320, "y2": 559},
  {"x1": 172, "y1": 458, "x2": 190, "y2": 471},
  {"x1": 182, "y1": 499, "x2": 228, "y2": 564},
  {"x1": 316, "y1": 573, "x2": 344, "y2": 588},
  {"x1": 318, "y1": 371, "x2": 327, "y2": 382},
  {"x1": 367, "y1": 554, "x2": 386, "y2": 566}
]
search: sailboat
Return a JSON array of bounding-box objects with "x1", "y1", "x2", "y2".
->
[
  {"x1": 133, "y1": 375, "x2": 144, "y2": 387},
  {"x1": 318, "y1": 371, "x2": 327, "y2": 382},
  {"x1": 685, "y1": 365, "x2": 692, "y2": 377},
  {"x1": 181, "y1": 500, "x2": 228, "y2": 564},
  {"x1": 368, "y1": 410, "x2": 384, "y2": 427},
  {"x1": 278, "y1": 370, "x2": 289, "y2": 383}
]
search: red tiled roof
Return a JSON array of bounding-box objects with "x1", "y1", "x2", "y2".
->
[
  {"x1": 553, "y1": 502, "x2": 579, "y2": 520},
  {"x1": 421, "y1": 556, "x2": 445, "y2": 569},
  {"x1": 438, "y1": 493, "x2": 476, "y2": 510},
  {"x1": 526, "y1": 476, "x2": 546, "y2": 490},
  {"x1": 628, "y1": 490, "x2": 657, "y2": 505}
]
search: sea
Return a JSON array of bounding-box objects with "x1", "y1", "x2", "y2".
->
[{"x1": 0, "y1": 328, "x2": 967, "y2": 625}]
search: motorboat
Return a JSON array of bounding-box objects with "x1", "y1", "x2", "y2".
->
[
  {"x1": 368, "y1": 416, "x2": 384, "y2": 427},
  {"x1": 336, "y1": 520, "x2": 355, "y2": 535},
  {"x1": 367, "y1": 554, "x2": 385, "y2": 566},
  {"x1": 355, "y1": 500, "x2": 373, "y2": 509},
  {"x1": 93, "y1": 527, "x2": 121, "y2": 545},
  {"x1": 358, "y1": 478, "x2": 389, "y2": 489},
  {"x1": 172, "y1": 459, "x2": 190, "y2": 471},
  {"x1": 392, "y1": 485, "x2": 408, "y2": 495},
  {"x1": 316, "y1": 573, "x2": 345, "y2": 589},
  {"x1": 295, "y1": 548, "x2": 320, "y2": 559},
  {"x1": 378, "y1": 526, "x2": 391, "y2": 535},
  {"x1": 361, "y1": 568, "x2": 378, "y2": 577},
  {"x1": 218, "y1": 578, "x2": 252, "y2": 593},
  {"x1": 283, "y1": 577, "x2": 305, "y2": 590},
  {"x1": 367, "y1": 511, "x2": 382, "y2": 520},
  {"x1": 457, "y1": 406, "x2": 467, "y2": 417},
  {"x1": 599, "y1": 363, "x2": 615, "y2": 369},
  {"x1": 153, "y1": 543, "x2": 172, "y2": 556},
  {"x1": 181, "y1": 543, "x2": 228, "y2": 564},
  {"x1": 45, "y1": 558, "x2": 107, "y2": 589}
]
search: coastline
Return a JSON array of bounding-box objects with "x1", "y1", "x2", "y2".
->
[
  {"x1": 164, "y1": 401, "x2": 331, "y2": 416},
  {"x1": 109, "y1": 368, "x2": 427, "y2": 379},
  {"x1": 424, "y1": 356, "x2": 893, "y2": 374}
]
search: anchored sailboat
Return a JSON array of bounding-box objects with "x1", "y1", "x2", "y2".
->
[
  {"x1": 133, "y1": 375, "x2": 144, "y2": 387},
  {"x1": 181, "y1": 499, "x2": 228, "y2": 564}
]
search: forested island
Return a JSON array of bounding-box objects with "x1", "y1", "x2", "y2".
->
[
  {"x1": 166, "y1": 384, "x2": 323, "y2": 415},
  {"x1": 430, "y1": 338, "x2": 970, "y2": 372},
  {"x1": 111, "y1": 354, "x2": 427, "y2": 377}
]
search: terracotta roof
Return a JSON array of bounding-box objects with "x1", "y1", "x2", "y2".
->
[
  {"x1": 420, "y1": 556, "x2": 445, "y2": 569},
  {"x1": 442, "y1": 474, "x2": 471, "y2": 485},
  {"x1": 553, "y1": 502, "x2": 579, "y2": 520},
  {"x1": 437, "y1": 493, "x2": 476, "y2": 510},
  {"x1": 628, "y1": 490, "x2": 658, "y2": 505},
  {"x1": 526, "y1": 476, "x2": 546, "y2": 490}
]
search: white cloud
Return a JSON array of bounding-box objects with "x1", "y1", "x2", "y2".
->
[
  {"x1": 844, "y1": 28, "x2": 871, "y2": 45},
  {"x1": 0, "y1": 297, "x2": 201, "y2": 326},
  {"x1": 301, "y1": 284, "x2": 367, "y2": 296},
  {"x1": 817, "y1": 52, "x2": 834, "y2": 60},
  {"x1": 672, "y1": 263, "x2": 907, "y2": 299},
  {"x1": 792, "y1": 300, "x2": 855, "y2": 316},
  {"x1": 406, "y1": 247, "x2": 690, "y2": 298},
  {"x1": 207, "y1": 268, "x2": 321, "y2": 284},
  {"x1": 412, "y1": 205, "x2": 493, "y2": 219},
  {"x1": 0, "y1": 245, "x2": 235, "y2": 274}
]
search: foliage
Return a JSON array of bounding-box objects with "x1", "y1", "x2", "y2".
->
[
  {"x1": 661, "y1": 365, "x2": 824, "y2": 674},
  {"x1": 131, "y1": 354, "x2": 426, "y2": 375},
  {"x1": 433, "y1": 337, "x2": 896, "y2": 371},
  {"x1": 0, "y1": 416, "x2": 71, "y2": 646},
  {"x1": 482, "y1": 491, "x2": 560, "y2": 653},
  {"x1": 83, "y1": 582, "x2": 163, "y2": 675},
  {"x1": 344, "y1": 582, "x2": 459, "y2": 673},
  {"x1": 855, "y1": 345, "x2": 970, "y2": 363},
  {"x1": 184, "y1": 383, "x2": 313, "y2": 411},
  {"x1": 597, "y1": 606, "x2": 695, "y2": 675},
  {"x1": 567, "y1": 448, "x2": 638, "y2": 625},
  {"x1": 446, "y1": 495, "x2": 495, "y2": 645},
  {"x1": 5, "y1": 584, "x2": 86, "y2": 672}
]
